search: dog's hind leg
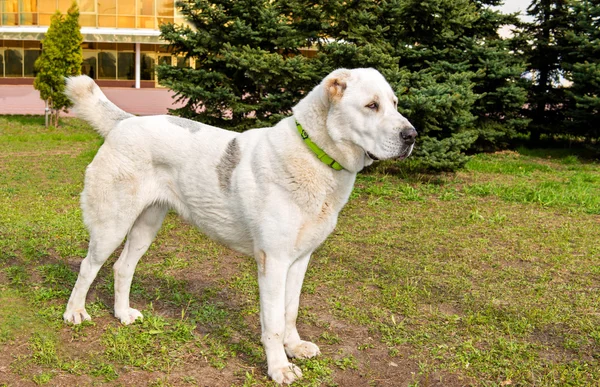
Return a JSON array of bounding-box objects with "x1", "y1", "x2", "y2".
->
[
  {"x1": 283, "y1": 253, "x2": 321, "y2": 359},
  {"x1": 113, "y1": 204, "x2": 167, "y2": 324}
]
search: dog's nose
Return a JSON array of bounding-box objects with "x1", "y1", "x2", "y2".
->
[{"x1": 401, "y1": 126, "x2": 417, "y2": 144}]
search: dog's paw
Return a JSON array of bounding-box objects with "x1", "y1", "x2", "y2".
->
[
  {"x1": 115, "y1": 308, "x2": 143, "y2": 325},
  {"x1": 269, "y1": 363, "x2": 303, "y2": 385},
  {"x1": 63, "y1": 308, "x2": 91, "y2": 325},
  {"x1": 285, "y1": 340, "x2": 321, "y2": 359}
]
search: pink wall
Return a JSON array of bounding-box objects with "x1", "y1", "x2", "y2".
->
[{"x1": 0, "y1": 85, "x2": 185, "y2": 116}]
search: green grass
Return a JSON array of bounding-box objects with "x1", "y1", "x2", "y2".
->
[{"x1": 1, "y1": 115, "x2": 599, "y2": 386}]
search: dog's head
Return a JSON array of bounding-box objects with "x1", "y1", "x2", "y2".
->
[{"x1": 322, "y1": 68, "x2": 417, "y2": 166}]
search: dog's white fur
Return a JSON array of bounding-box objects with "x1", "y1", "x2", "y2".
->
[{"x1": 63, "y1": 68, "x2": 416, "y2": 384}]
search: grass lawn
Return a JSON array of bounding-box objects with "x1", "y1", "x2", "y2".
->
[{"x1": 1, "y1": 115, "x2": 599, "y2": 386}]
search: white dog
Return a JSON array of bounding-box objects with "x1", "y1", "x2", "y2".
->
[{"x1": 63, "y1": 68, "x2": 416, "y2": 384}]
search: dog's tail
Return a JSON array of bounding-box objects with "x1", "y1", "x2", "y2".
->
[{"x1": 65, "y1": 75, "x2": 133, "y2": 137}]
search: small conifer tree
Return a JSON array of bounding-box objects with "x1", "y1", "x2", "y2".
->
[{"x1": 34, "y1": 2, "x2": 83, "y2": 127}]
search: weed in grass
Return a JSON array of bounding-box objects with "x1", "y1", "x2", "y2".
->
[
  {"x1": 334, "y1": 354, "x2": 358, "y2": 370},
  {"x1": 358, "y1": 342, "x2": 375, "y2": 351},
  {"x1": 469, "y1": 208, "x2": 485, "y2": 221},
  {"x1": 319, "y1": 331, "x2": 341, "y2": 345},
  {"x1": 32, "y1": 371, "x2": 54, "y2": 385},
  {"x1": 101, "y1": 311, "x2": 196, "y2": 371},
  {"x1": 191, "y1": 302, "x2": 229, "y2": 327},
  {"x1": 149, "y1": 377, "x2": 174, "y2": 387},
  {"x1": 439, "y1": 188, "x2": 460, "y2": 201},
  {"x1": 296, "y1": 358, "x2": 335, "y2": 387},
  {"x1": 60, "y1": 359, "x2": 87, "y2": 375},
  {"x1": 5, "y1": 265, "x2": 29, "y2": 287},
  {"x1": 0, "y1": 327, "x2": 13, "y2": 343},
  {"x1": 38, "y1": 263, "x2": 77, "y2": 289},
  {"x1": 35, "y1": 305, "x2": 65, "y2": 326},
  {"x1": 230, "y1": 337, "x2": 264, "y2": 365},
  {"x1": 398, "y1": 184, "x2": 423, "y2": 201},
  {"x1": 89, "y1": 361, "x2": 119, "y2": 381},
  {"x1": 489, "y1": 211, "x2": 507, "y2": 224},
  {"x1": 171, "y1": 319, "x2": 197, "y2": 343},
  {"x1": 182, "y1": 375, "x2": 199, "y2": 384},
  {"x1": 199, "y1": 334, "x2": 232, "y2": 369},
  {"x1": 30, "y1": 333, "x2": 59, "y2": 366}
]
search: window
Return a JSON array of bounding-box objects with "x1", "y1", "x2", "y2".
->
[
  {"x1": 176, "y1": 56, "x2": 189, "y2": 68},
  {"x1": 158, "y1": 0, "x2": 174, "y2": 17},
  {"x1": 58, "y1": 0, "x2": 72, "y2": 10},
  {"x1": 19, "y1": 0, "x2": 39, "y2": 26},
  {"x1": 1, "y1": 0, "x2": 18, "y2": 17},
  {"x1": 158, "y1": 55, "x2": 172, "y2": 66},
  {"x1": 98, "y1": 51, "x2": 116, "y2": 79},
  {"x1": 79, "y1": 14, "x2": 96, "y2": 27},
  {"x1": 23, "y1": 49, "x2": 40, "y2": 76},
  {"x1": 98, "y1": 0, "x2": 116, "y2": 26},
  {"x1": 98, "y1": 0, "x2": 117, "y2": 14},
  {"x1": 39, "y1": 14, "x2": 53, "y2": 26},
  {"x1": 24, "y1": 0, "x2": 37, "y2": 12},
  {"x1": 118, "y1": 0, "x2": 135, "y2": 15},
  {"x1": 117, "y1": 15, "x2": 135, "y2": 28},
  {"x1": 0, "y1": 51, "x2": 4, "y2": 77},
  {"x1": 39, "y1": 1, "x2": 57, "y2": 13},
  {"x1": 2, "y1": 14, "x2": 18, "y2": 26},
  {"x1": 79, "y1": 0, "x2": 95, "y2": 13},
  {"x1": 98, "y1": 15, "x2": 116, "y2": 27},
  {"x1": 5, "y1": 48, "x2": 23, "y2": 77},
  {"x1": 140, "y1": 53, "x2": 155, "y2": 80},
  {"x1": 138, "y1": 0, "x2": 154, "y2": 15},
  {"x1": 137, "y1": 16, "x2": 154, "y2": 28},
  {"x1": 117, "y1": 52, "x2": 134, "y2": 80},
  {"x1": 82, "y1": 52, "x2": 97, "y2": 79}
]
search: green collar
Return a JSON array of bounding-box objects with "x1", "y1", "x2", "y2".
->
[{"x1": 295, "y1": 119, "x2": 344, "y2": 171}]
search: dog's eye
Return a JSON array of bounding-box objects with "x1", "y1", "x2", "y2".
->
[{"x1": 366, "y1": 102, "x2": 379, "y2": 110}]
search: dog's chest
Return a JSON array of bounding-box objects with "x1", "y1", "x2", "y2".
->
[{"x1": 293, "y1": 186, "x2": 350, "y2": 254}]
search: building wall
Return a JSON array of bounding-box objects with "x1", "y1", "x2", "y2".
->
[
  {"x1": 0, "y1": 1, "x2": 189, "y2": 85},
  {"x1": 0, "y1": 0, "x2": 185, "y2": 28}
]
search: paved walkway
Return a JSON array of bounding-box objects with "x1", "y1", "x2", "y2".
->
[{"x1": 0, "y1": 85, "x2": 185, "y2": 116}]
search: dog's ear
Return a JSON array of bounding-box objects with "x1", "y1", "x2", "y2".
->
[{"x1": 324, "y1": 69, "x2": 351, "y2": 102}]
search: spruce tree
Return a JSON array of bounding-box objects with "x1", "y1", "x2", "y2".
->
[
  {"x1": 389, "y1": 0, "x2": 480, "y2": 170},
  {"x1": 563, "y1": 0, "x2": 600, "y2": 147},
  {"x1": 159, "y1": 0, "x2": 529, "y2": 171},
  {"x1": 158, "y1": 0, "x2": 320, "y2": 130},
  {"x1": 34, "y1": 2, "x2": 82, "y2": 127},
  {"x1": 521, "y1": 0, "x2": 572, "y2": 143},
  {"x1": 463, "y1": 2, "x2": 529, "y2": 151}
]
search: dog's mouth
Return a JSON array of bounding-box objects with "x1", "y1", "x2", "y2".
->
[
  {"x1": 366, "y1": 151, "x2": 380, "y2": 161},
  {"x1": 366, "y1": 145, "x2": 413, "y2": 162},
  {"x1": 395, "y1": 145, "x2": 413, "y2": 161}
]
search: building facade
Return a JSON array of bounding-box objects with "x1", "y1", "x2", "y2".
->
[{"x1": 0, "y1": 0, "x2": 186, "y2": 88}]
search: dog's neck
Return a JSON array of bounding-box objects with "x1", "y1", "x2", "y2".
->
[{"x1": 292, "y1": 86, "x2": 367, "y2": 173}]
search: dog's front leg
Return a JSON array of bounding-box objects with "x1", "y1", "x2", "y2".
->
[
  {"x1": 257, "y1": 251, "x2": 303, "y2": 384},
  {"x1": 283, "y1": 253, "x2": 321, "y2": 359}
]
